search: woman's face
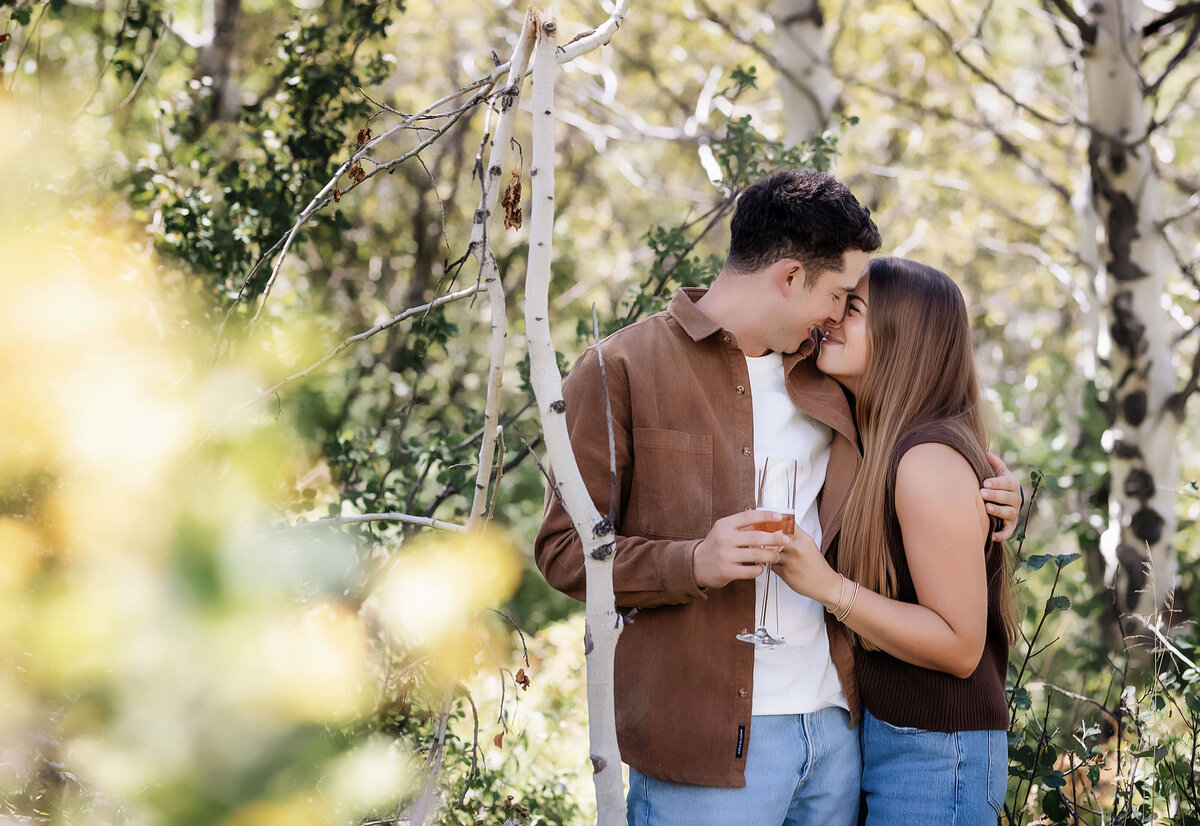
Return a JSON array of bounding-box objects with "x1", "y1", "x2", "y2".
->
[{"x1": 817, "y1": 271, "x2": 870, "y2": 393}]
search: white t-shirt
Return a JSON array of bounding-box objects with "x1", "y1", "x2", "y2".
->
[{"x1": 744, "y1": 352, "x2": 848, "y2": 715}]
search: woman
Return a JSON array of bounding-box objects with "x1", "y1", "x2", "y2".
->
[{"x1": 776, "y1": 256, "x2": 1015, "y2": 823}]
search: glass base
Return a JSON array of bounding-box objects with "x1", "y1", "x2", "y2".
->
[{"x1": 735, "y1": 627, "x2": 787, "y2": 648}]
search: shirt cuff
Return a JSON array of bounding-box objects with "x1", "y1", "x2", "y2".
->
[{"x1": 662, "y1": 538, "x2": 707, "y2": 602}]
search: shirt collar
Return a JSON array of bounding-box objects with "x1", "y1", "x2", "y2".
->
[
  {"x1": 668, "y1": 287, "x2": 819, "y2": 360},
  {"x1": 668, "y1": 288, "x2": 722, "y2": 342}
]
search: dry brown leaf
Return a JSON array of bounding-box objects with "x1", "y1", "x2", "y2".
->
[{"x1": 501, "y1": 170, "x2": 523, "y2": 230}]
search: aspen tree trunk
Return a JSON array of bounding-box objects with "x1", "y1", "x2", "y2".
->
[
  {"x1": 770, "y1": 0, "x2": 836, "y2": 144},
  {"x1": 1081, "y1": 0, "x2": 1180, "y2": 621},
  {"x1": 197, "y1": 0, "x2": 241, "y2": 122},
  {"x1": 468, "y1": 10, "x2": 537, "y2": 528},
  {"x1": 524, "y1": 13, "x2": 626, "y2": 825}
]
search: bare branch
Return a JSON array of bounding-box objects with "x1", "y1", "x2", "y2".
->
[
  {"x1": 290, "y1": 512, "x2": 468, "y2": 534},
  {"x1": 1144, "y1": 2, "x2": 1200, "y2": 38},
  {"x1": 555, "y1": 0, "x2": 629, "y2": 64},
  {"x1": 201, "y1": 285, "x2": 479, "y2": 443},
  {"x1": 409, "y1": 690, "x2": 453, "y2": 826},
  {"x1": 1045, "y1": 0, "x2": 1097, "y2": 43},
  {"x1": 909, "y1": 0, "x2": 1076, "y2": 127},
  {"x1": 1167, "y1": 338, "x2": 1200, "y2": 419},
  {"x1": 247, "y1": 87, "x2": 495, "y2": 338},
  {"x1": 468, "y1": 9, "x2": 537, "y2": 528},
  {"x1": 1144, "y1": 14, "x2": 1200, "y2": 94},
  {"x1": 593, "y1": 305, "x2": 619, "y2": 524},
  {"x1": 115, "y1": 14, "x2": 167, "y2": 111},
  {"x1": 842, "y1": 74, "x2": 1073, "y2": 205},
  {"x1": 235, "y1": 0, "x2": 632, "y2": 343}
]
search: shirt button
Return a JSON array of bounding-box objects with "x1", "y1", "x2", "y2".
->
[
  {"x1": 735, "y1": 385, "x2": 745, "y2": 394},
  {"x1": 722, "y1": 334, "x2": 731, "y2": 344},
  {"x1": 740, "y1": 627, "x2": 749, "y2": 635},
  {"x1": 742, "y1": 447, "x2": 752, "y2": 456},
  {"x1": 738, "y1": 688, "x2": 749, "y2": 698}
]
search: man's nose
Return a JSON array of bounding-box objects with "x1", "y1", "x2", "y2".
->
[{"x1": 826, "y1": 309, "x2": 846, "y2": 326}]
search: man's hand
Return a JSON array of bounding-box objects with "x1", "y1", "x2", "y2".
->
[
  {"x1": 982, "y1": 452, "x2": 1023, "y2": 542},
  {"x1": 693, "y1": 510, "x2": 790, "y2": 590}
]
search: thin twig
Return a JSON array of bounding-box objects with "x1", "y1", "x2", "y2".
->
[
  {"x1": 1046, "y1": 0, "x2": 1097, "y2": 42},
  {"x1": 593, "y1": 305, "x2": 619, "y2": 524},
  {"x1": 909, "y1": 0, "x2": 1075, "y2": 127},
  {"x1": 200, "y1": 285, "x2": 479, "y2": 445},
  {"x1": 116, "y1": 15, "x2": 166, "y2": 110},
  {"x1": 289, "y1": 512, "x2": 467, "y2": 534}
]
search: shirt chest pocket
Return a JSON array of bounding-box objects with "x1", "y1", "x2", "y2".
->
[{"x1": 631, "y1": 428, "x2": 713, "y2": 540}]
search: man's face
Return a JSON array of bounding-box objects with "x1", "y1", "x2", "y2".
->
[{"x1": 784, "y1": 249, "x2": 870, "y2": 352}]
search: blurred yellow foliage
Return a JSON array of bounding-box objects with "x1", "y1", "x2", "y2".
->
[
  {"x1": 0, "y1": 112, "x2": 516, "y2": 823},
  {"x1": 370, "y1": 528, "x2": 524, "y2": 689}
]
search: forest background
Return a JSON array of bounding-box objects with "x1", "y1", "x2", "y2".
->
[{"x1": 2, "y1": 0, "x2": 1199, "y2": 824}]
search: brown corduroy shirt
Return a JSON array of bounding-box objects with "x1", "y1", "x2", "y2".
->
[{"x1": 534, "y1": 288, "x2": 863, "y2": 788}]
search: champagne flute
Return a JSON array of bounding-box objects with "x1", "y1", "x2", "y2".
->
[{"x1": 736, "y1": 458, "x2": 796, "y2": 648}]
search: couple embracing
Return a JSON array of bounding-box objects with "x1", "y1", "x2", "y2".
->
[{"x1": 535, "y1": 169, "x2": 1022, "y2": 825}]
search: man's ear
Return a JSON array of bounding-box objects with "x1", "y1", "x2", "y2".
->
[{"x1": 780, "y1": 259, "x2": 804, "y2": 289}]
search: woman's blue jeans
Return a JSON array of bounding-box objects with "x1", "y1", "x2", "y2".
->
[
  {"x1": 860, "y1": 708, "x2": 1007, "y2": 825},
  {"x1": 626, "y1": 707, "x2": 860, "y2": 826}
]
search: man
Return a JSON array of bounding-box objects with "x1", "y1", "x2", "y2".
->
[{"x1": 534, "y1": 170, "x2": 1020, "y2": 825}]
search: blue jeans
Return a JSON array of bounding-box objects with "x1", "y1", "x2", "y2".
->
[
  {"x1": 626, "y1": 707, "x2": 860, "y2": 826},
  {"x1": 860, "y1": 709, "x2": 1006, "y2": 825}
]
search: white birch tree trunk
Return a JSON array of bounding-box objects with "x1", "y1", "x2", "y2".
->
[
  {"x1": 769, "y1": 0, "x2": 836, "y2": 144},
  {"x1": 468, "y1": 10, "x2": 537, "y2": 529},
  {"x1": 524, "y1": 12, "x2": 626, "y2": 825},
  {"x1": 1081, "y1": 0, "x2": 1180, "y2": 619}
]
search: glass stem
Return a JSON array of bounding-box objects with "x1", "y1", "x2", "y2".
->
[{"x1": 760, "y1": 564, "x2": 771, "y2": 628}]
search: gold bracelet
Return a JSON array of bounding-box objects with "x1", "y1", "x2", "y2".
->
[
  {"x1": 836, "y1": 582, "x2": 860, "y2": 622},
  {"x1": 830, "y1": 574, "x2": 847, "y2": 617}
]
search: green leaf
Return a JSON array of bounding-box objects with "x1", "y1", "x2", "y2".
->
[
  {"x1": 1042, "y1": 788, "x2": 1071, "y2": 820},
  {"x1": 1023, "y1": 553, "x2": 1052, "y2": 570},
  {"x1": 1011, "y1": 686, "x2": 1033, "y2": 710},
  {"x1": 1046, "y1": 595, "x2": 1071, "y2": 613},
  {"x1": 1040, "y1": 770, "x2": 1066, "y2": 789}
]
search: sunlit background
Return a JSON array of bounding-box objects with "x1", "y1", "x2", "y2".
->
[{"x1": 2, "y1": 0, "x2": 1199, "y2": 823}]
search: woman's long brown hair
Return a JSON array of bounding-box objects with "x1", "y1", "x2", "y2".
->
[{"x1": 837, "y1": 257, "x2": 1017, "y2": 647}]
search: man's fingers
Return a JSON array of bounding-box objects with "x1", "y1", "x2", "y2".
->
[
  {"x1": 725, "y1": 546, "x2": 780, "y2": 568},
  {"x1": 981, "y1": 486, "x2": 1020, "y2": 505},
  {"x1": 724, "y1": 561, "x2": 767, "y2": 581},
  {"x1": 985, "y1": 452, "x2": 1008, "y2": 475},
  {"x1": 985, "y1": 501, "x2": 1018, "y2": 521},
  {"x1": 725, "y1": 508, "x2": 783, "y2": 528},
  {"x1": 734, "y1": 529, "x2": 788, "y2": 547}
]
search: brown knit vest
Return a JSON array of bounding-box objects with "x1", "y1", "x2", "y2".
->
[{"x1": 852, "y1": 424, "x2": 1010, "y2": 732}]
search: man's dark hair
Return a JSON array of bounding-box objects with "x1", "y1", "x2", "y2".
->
[{"x1": 726, "y1": 169, "x2": 882, "y2": 285}]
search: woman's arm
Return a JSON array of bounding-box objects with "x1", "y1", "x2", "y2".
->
[{"x1": 776, "y1": 442, "x2": 991, "y2": 678}]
